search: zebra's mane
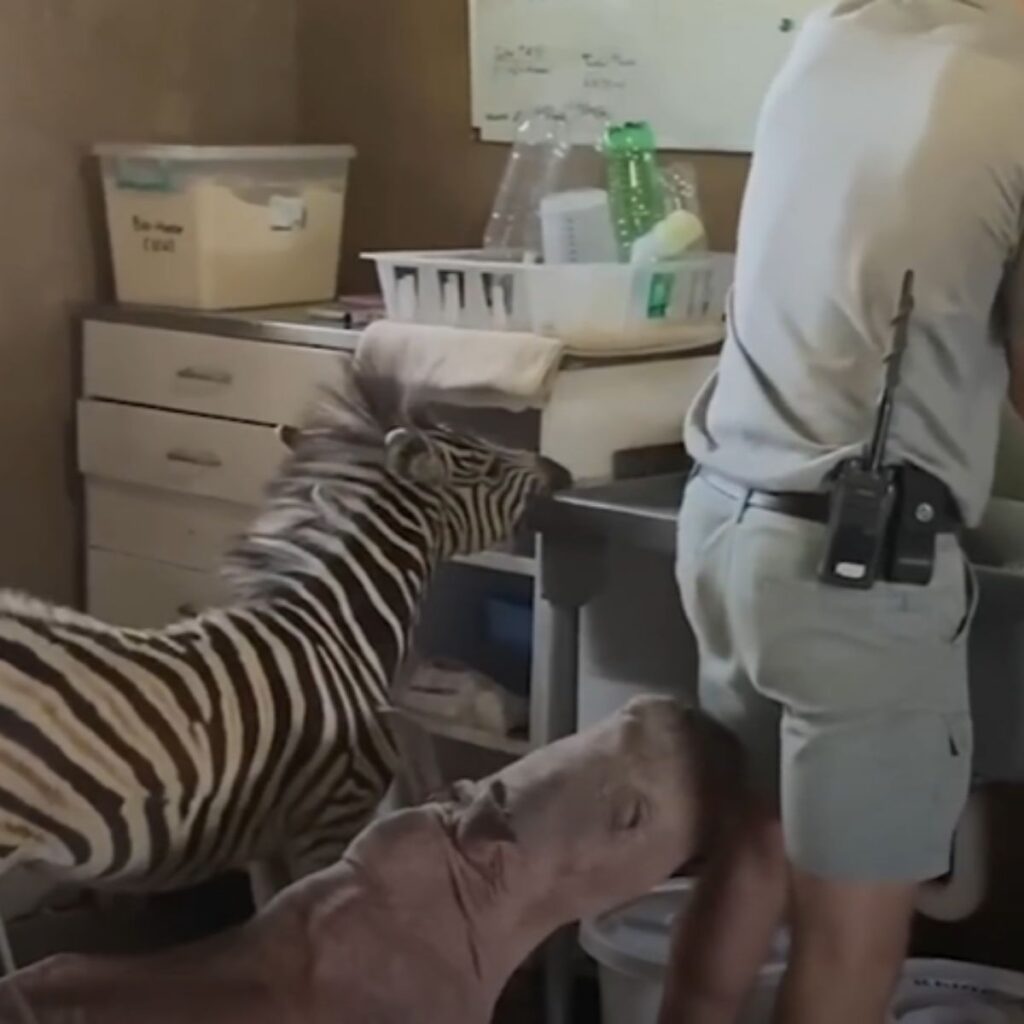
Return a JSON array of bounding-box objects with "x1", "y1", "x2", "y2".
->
[
  {"x1": 0, "y1": 590, "x2": 126, "y2": 633},
  {"x1": 296, "y1": 365, "x2": 417, "y2": 451},
  {"x1": 222, "y1": 363, "x2": 430, "y2": 601}
]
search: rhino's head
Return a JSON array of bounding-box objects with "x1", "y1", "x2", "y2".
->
[
  {"x1": 447, "y1": 696, "x2": 743, "y2": 928},
  {"x1": 302, "y1": 697, "x2": 744, "y2": 1020}
]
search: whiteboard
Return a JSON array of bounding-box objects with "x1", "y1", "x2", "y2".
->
[{"x1": 470, "y1": 0, "x2": 821, "y2": 151}]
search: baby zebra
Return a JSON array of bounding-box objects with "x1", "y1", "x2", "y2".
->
[{"x1": 0, "y1": 366, "x2": 567, "y2": 893}]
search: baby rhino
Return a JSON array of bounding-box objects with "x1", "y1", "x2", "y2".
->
[{"x1": 0, "y1": 696, "x2": 741, "y2": 1024}]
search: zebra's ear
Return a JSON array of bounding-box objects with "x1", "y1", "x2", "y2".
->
[
  {"x1": 277, "y1": 425, "x2": 302, "y2": 451},
  {"x1": 385, "y1": 428, "x2": 446, "y2": 486}
]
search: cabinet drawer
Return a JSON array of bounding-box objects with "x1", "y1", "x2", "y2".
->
[
  {"x1": 78, "y1": 401, "x2": 285, "y2": 505},
  {"x1": 87, "y1": 549, "x2": 229, "y2": 628},
  {"x1": 86, "y1": 482, "x2": 255, "y2": 573},
  {"x1": 83, "y1": 321, "x2": 344, "y2": 425}
]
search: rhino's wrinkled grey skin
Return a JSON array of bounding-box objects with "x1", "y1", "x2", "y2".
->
[{"x1": 0, "y1": 697, "x2": 741, "y2": 1024}]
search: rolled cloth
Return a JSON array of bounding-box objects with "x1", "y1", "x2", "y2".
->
[{"x1": 354, "y1": 320, "x2": 565, "y2": 411}]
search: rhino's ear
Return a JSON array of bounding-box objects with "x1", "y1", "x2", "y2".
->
[{"x1": 457, "y1": 779, "x2": 516, "y2": 847}]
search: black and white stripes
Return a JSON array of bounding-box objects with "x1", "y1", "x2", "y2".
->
[{"x1": 0, "y1": 367, "x2": 564, "y2": 890}]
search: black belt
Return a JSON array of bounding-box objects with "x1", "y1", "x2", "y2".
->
[{"x1": 694, "y1": 466, "x2": 961, "y2": 533}]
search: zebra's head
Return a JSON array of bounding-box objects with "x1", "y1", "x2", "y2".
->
[
  {"x1": 271, "y1": 365, "x2": 571, "y2": 562},
  {"x1": 379, "y1": 423, "x2": 571, "y2": 557}
]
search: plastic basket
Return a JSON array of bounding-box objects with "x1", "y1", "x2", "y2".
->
[{"x1": 363, "y1": 249, "x2": 732, "y2": 353}]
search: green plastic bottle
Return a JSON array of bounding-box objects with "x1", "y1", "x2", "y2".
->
[{"x1": 604, "y1": 121, "x2": 667, "y2": 262}]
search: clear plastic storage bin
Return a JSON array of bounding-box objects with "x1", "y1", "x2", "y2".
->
[
  {"x1": 95, "y1": 144, "x2": 355, "y2": 310},
  {"x1": 364, "y1": 249, "x2": 732, "y2": 354}
]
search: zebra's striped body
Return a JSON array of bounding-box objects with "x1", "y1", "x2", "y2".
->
[{"x1": 0, "y1": 368, "x2": 563, "y2": 890}]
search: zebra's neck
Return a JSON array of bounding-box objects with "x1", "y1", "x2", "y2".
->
[{"x1": 257, "y1": 474, "x2": 443, "y2": 693}]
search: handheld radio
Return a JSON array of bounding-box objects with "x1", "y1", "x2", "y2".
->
[{"x1": 818, "y1": 270, "x2": 916, "y2": 589}]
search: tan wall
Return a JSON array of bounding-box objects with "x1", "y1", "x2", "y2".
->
[
  {"x1": 0, "y1": 0, "x2": 748, "y2": 603},
  {"x1": 0, "y1": 0, "x2": 297, "y2": 602},
  {"x1": 296, "y1": 0, "x2": 751, "y2": 292}
]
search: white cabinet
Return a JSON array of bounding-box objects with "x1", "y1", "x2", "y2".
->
[
  {"x1": 85, "y1": 482, "x2": 253, "y2": 573},
  {"x1": 79, "y1": 401, "x2": 287, "y2": 506},
  {"x1": 83, "y1": 321, "x2": 340, "y2": 423},
  {"x1": 79, "y1": 320, "x2": 345, "y2": 625},
  {"x1": 76, "y1": 317, "x2": 547, "y2": 769},
  {"x1": 87, "y1": 550, "x2": 229, "y2": 630},
  {"x1": 78, "y1": 313, "x2": 716, "y2": 759}
]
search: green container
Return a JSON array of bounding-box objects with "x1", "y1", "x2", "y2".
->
[{"x1": 604, "y1": 121, "x2": 667, "y2": 262}]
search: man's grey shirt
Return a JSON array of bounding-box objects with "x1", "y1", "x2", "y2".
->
[{"x1": 686, "y1": 0, "x2": 1024, "y2": 525}]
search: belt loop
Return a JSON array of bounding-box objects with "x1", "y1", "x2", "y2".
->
[{"x1": 735, "y1": 488, "x2": 754, "y2": 524}]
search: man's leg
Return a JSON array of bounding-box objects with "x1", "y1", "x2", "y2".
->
[
  {"x1": 775, "y1": 870, "x2": 915, "y2": 1024},
  {"x1": 658, "y1": 799, "x2": 788, "y2": 1024}
]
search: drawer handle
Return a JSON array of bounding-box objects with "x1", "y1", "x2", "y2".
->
[
  {"x1": 176, "y1": 367, "x2": 234, "y2": 386},
  {"x1": 177, "y1": 603, "x2": 200, "y2": 618},
  {"x1": 166, "y1": 449, "x2": 223, "y2": 469}
]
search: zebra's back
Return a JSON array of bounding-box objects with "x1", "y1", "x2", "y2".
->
[{"x1": 0, "y1": 592, "x2": 394, "y2": 890}]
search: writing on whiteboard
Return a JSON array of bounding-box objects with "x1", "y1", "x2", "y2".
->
[
  {"x1": 493, "y1": 44, "x2": 554, "y2": 79},
  {"x1": 469, "y1": 0, "x2": 821, "y2": 150},
  {"x1": 478, "y1": 41, "x2": 642, "y2": 128},
  {"x1": 489, "y1": 41, "x2": 641, "y2": 93},
  {"x1": 581, "y1": 48, "x2": 636, "y2": 93}
]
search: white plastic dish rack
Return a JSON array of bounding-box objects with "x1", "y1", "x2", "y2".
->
[{"x1": 363, "y1": 249, "x2": 733, "y2": 355}]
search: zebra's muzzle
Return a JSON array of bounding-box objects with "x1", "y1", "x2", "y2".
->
[{"x1": 538, "y1": 457, "x2": 572, "y2": 494}]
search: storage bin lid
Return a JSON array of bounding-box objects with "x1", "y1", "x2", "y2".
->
[
  {"x1": 93, "y1": 144, "x2": 356, "y2": 162},
  {"x1": 579, "y1": 878, "x2": 787, "y2": 983}
]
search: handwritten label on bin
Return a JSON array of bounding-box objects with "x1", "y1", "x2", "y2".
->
[{"x1": 132, "y1": 215, "x2": 184, "y2": 254}]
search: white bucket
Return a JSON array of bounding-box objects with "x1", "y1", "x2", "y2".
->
[
  {"x1": 579, "y1": 878, "x2": 787, "y2": 1024},
  {"x1": 892, "y1": 961, "x2": 1024, "y2": 1022},
  {"x1": 580, "y1": 880, "x2": 1024, "y2": 1024}
]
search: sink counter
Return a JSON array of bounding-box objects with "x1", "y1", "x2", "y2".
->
[
  {"x1": 536, "y1": 472, "x2": 1024, "y2": 569},
  {"x1": 84, "y1": 303, "x2": 363, "y2": 352},
  {"x1": 533, "y1": 474, "x2": 1024, "y2": 784}
]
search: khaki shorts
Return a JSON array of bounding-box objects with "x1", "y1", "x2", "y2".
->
[{"x1": 677, "y1": 474, "x2": 976, "y2": 882}]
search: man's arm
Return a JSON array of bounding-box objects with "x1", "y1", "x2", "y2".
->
[{"x1": 1005, "y1": 244, "x2": 1024, "y2": 418}]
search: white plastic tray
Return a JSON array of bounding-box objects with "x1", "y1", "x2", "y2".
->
[{"x1": 364, "y1": 249, "x2": 731, "y2": 354}]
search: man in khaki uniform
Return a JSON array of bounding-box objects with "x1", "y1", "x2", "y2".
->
[{"x1": 659, "y1": 2, "x2": 1024, "y2": 1022}]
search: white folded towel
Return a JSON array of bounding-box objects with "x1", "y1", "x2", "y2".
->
[
  {"x1": 355, "y1": 320, "x2": 565, "y2": 411},
  {"x1": 559, "y1": 319, "x2": 724, "y2": 358},
  {"x1": 394, "y1": 657, "x2": 529, "y2": 737}
]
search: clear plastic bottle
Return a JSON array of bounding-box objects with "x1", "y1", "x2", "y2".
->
[
  {"x1": 563, "y1": 102, "x2": 613, "y2": 194},
  {"x1": 483, "y1": 107, "x2": 572, "y2": 260},
  {"x1": 604, "y1": 121, "x2": 668, "y2": 261}
]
